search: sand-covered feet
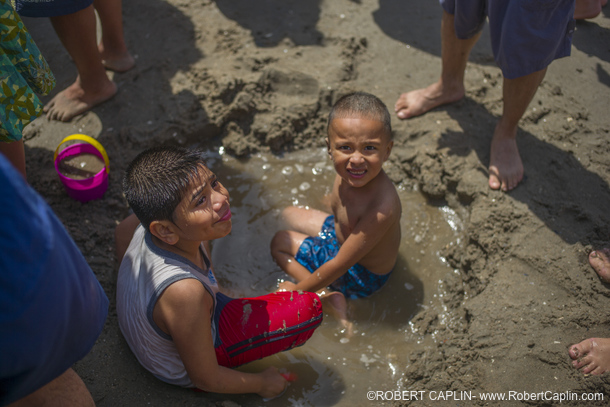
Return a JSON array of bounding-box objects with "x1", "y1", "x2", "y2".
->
[
  {"x1": 44, "y1": 76, "x2": 117, "y2": 122},
  {"x1": 568, "y1": 248, "x2": 610, "y2": 375},
  {"x1": 588, "y1": 248, "x2": 610, "y2": 283},
  {"x1": 394, "y1": 81, "x2": 465, "y2": 120},
  {"x1": 569, "y1": 338, "x2": 610, "y2": 375}
]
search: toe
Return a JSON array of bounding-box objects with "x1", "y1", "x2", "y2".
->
[
  {"x1": 581, "y1": 360, "x2": 597, "y2": 374},
  {"x1": 590, "y1": 365, "x2": 606, "y2": 375},
  {"x1": 488, "y1": 173, "x2": 501, "y2": 190},
  {"x1": 394, "y1": 94, "x2": 406, "y2": 111},
  {"x1": 568, "y1": 345, "x2": 580, "y2": 360}
]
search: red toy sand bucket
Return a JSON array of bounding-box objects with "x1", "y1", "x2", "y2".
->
[{"x1": 54, "y1": 134, "x2": 110, "y2": 202}]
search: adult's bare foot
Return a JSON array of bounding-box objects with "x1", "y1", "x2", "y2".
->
[
  {"x1": 574, "y1": 0, "x2": 603, "y2": 19},
  {"x1": 569, "y1": 338, "x2": 610, "y2": 375},
  {"x1": 99, "y1": 43, "x2": 135, "y2": 72},
  {"x1": 394, "y1": 81, "x2": 464, "y2": 120},
  {"x1": 44, "y1": 77, "x2": 117, "y2": 122},
  {"x1": 488, "y1": 124, "x2": 523, "y2": 191},
  {"x1": 320, "y1": 291, "x2": 353, "y2": 336},
  {"x1": 588, "y1": 248, "x2": 610, "y2": 283}
]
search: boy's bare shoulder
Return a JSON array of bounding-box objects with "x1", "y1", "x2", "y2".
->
[
  {"x1": 374, "y1": 171, "x2": 402, "y2": 213},
  {"x1": 161, "y1": 278, "x2": 214, "y2": 310}
]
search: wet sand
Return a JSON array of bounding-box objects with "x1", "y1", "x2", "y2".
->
[{"x1": 20, "y1": 1, "x2": 610, "y2": 405}]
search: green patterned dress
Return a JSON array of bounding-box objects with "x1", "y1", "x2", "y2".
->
[{"x1": 0, "y1": 0, "x2": 55, "y2": 142}]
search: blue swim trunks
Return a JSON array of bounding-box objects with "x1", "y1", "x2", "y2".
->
[
  {"x1": 295, "y1": 216, "x2": 392, "y2": 299},
  {"x1": 15, "y1": 0, "x2": 93, "y2": 18},
  {"x1": 440, "y1": 0, "x2": 575, "y2": 79}
]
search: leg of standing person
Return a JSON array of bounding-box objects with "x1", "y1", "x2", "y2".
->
[
  {"x1": 394, "y1": 10, "x2": 481, "y2": 120},
  {"x1": 94, "y1": 0, "x2": 134, "y2": 72},
  {"x1": 7, "y1": 368, "x2": 95, "y2": 407},
  {"x1": 488, "y1": 68, "x2": 546, "y2": 191},
  {"x1": 574, "y1": 0, "x2": 605, "y2": 19},
  {"x1": 0, "y1": 140, "x2": 26, "y2": 179},
  {"x1": 44, "y1": 5, "x2": 117, "y2": 121}
]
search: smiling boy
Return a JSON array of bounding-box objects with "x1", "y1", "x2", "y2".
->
[
  {"x1": 271, "y1": 92, "x2": 402, "y2": 327},
  {"x1": 115, "y1": 146, "x2": 322, "y2": 399}
]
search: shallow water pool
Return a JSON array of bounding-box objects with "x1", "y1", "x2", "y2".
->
[{"x1": 199, "y1": 146, "x2": 463, "y2": 406}]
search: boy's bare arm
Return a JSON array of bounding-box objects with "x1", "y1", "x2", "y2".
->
[
  {"x1": 291, "y1": 210, "x2": 395, "y2": 293},
  {"x1": 156, "y1": 279, "x2": 287, "y2": 398}
]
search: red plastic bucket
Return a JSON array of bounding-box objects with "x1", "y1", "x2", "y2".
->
[{"x1": 54, "y1": 134, "x2": 109, "y2": 202}]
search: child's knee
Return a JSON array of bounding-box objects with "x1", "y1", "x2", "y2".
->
[{"x1": 270, "y1": 230, "x2": 289, "y2": 255}]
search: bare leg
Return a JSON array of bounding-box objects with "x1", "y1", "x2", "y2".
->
[
  {"x1": 394, "y1": 11, "x2": 481, "y2": 119},
  {"x1": 588, "y1": 248, "x2": 610, "y2": 283},
  {"x1": 0, "y1": 140, "x2": 26, "y2": 179},
  {"x1": 271, "y1": 206, "x2": 351, "y2": 329},
  {"x1": 488, "y1": 68, "x2": 546, "y2": 191},
  {"x1": 278, "y1": 206, "x2": 330, "y2": 236},
  {"x1": 8, "y1": 368, "x2": 95, "y2": 407},
  {"x1": 574, "y1": 0, "x2": 603, "y2": 19},
  {"x1": 271, "y1": 206, "x2": 330, "y2": 281},
  {"x1": 46, "y1": 5, "x2": 117, "y2": 122},
  {"x1": 271, "y1": 229, "x2": 315, "y2": 282},
  {"x1": 569, "y1": 338, "x2": 610, "y2": 375},
  {"x1": 94, "y1": 0, "x2": 134, "y2": 72}
]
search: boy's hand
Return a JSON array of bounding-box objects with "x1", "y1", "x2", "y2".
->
[
  {"x1": 277, "y1": 281, "x2": 298, "y2": 292},
  {"x1": 258, "y1": 367, "x2": 288, "y2": 399}
]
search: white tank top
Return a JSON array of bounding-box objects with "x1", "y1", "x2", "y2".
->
[{"x1": 116, "y1": 225, "x2": 219, "y2": 387}]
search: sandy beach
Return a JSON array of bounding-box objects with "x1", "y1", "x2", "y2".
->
[{"x1": 19, "y1": 1, "x2": 610, "y2": 405}]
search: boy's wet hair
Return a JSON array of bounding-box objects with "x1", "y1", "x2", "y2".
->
[
  {"x1": 327, "y1": 91, "x2": 392, "y2": 138},
  {"x1": 123, "y1": 145, "x2": 207, "y2": 230}
]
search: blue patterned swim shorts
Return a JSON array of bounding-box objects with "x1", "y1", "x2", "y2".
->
[{"x1": 295, "y1": 215, "x2": 392, "y2": 299}]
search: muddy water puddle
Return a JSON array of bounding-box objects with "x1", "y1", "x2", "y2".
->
[{"x1": 200, "y1": 147, "x2": 463, "y2": 406}]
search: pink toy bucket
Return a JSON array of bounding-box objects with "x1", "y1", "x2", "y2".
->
[{"x1": 54, "y1": 134, "x2": 110, "y2": 202}]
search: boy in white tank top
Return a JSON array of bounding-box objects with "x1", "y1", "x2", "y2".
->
[{"x1": 116, "y1": 146, "x2": 322, "y2": 399}]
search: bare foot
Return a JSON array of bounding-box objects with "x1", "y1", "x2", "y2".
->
[
  {"x1": 574, "y1": 0, "x2": 603, "y2": 19},
  {"x1": 394, "y1": 81, "x2": 464, "y2": 120},
  {"x1": 320, "y1": 291, "x2": 353, "y2": 336},
  {"x1": 569, "y1": 338, "x2": 610, "y2": 375},
  {"x1": 44, "y1": 77, "x2": 117, "y2": 122},
  {"x1": 99, "y1": 43, "x2": 135, "y2": 72},
  {"x1": 488, "y1": 124, "x2": 523, "y2": 191},
  {"x1": 588, "y1": 248, "x2": 610, "y2": 283}
]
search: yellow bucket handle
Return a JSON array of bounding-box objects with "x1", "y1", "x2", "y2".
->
[{"x1": 54, "y1": 134, "x2": 110, "y2": 175}]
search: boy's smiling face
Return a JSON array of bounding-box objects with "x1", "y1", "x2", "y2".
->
[
  {"x1": 171, "y1": 165, "x2": 232, "y2": 243},
  {"x1": 326, "y1": 116, "x2": 393, "y2": 188}
]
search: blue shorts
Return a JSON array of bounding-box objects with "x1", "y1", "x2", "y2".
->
[
  {"x1": 440, "y1": 0, "x2": 575, "y2": 79},
  {"x1": 14, "y1": 0, "x2": 93, "y2": 18},
  {"x1": 295, "y1": 216, "x2": 392, "y2": 299}
]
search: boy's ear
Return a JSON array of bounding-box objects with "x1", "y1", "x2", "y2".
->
[
  {"x1": 149, "y1": 220, "x2": 179, "y2": 246},
  {"x1": 325, "y1": 137, "x2": 331, "y2": 157},
  {"x1": 383, "y1": 140, "x2": 394, "y2": 162}
]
